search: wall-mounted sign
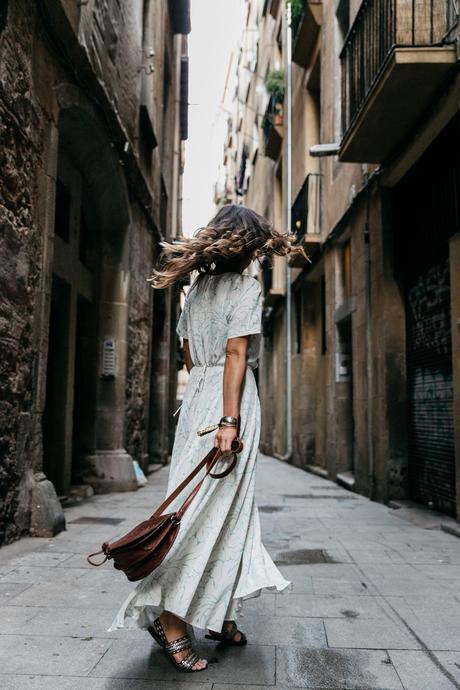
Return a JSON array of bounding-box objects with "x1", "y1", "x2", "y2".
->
[
  {"x1": 336, "y1": 352, "x2": 351, "y2": 383},
  {"x1": 101, "y1": 338, "x2": 116, "y2": 378}
]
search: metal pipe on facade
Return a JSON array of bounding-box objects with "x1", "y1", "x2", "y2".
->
[
  {"x1": 273, "y1": 1, "x2": 293, "y2": 463},
  {"x1": 171, "y1": 34, "x2": 182, "y2": 239},
  {"x1": 364, "y1": 188, "x2": 375, "y2": 498}
]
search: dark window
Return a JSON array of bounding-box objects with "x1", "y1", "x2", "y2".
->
[
  {"x1": 142, "y1": 0, "x2": 150, "y2": 46},
  {"x1": 336, "y1": 0, "x2": 350, "y2": 44},
  {"x1": 54, "y1": 178, "x2": 71, "y2": 242},
  {"x1": 294, "y1": 288, "x2": 302, "y2": 354},
  {"x1": 160, "y1": 177, "x2": 168, "y2": 235},
  {"x1": 262, "y1": 258, "x2": 272, "y2": 294},
  {"x1": 79, "y1": 204, "x2": 90, "y2": 265},
  {"x1": 237, "y1": 144, "x2": 249, "y2": 195},
  {"x1": 321, "y1": 275, "x2": 327, "y2": 354},
  {"x1": 0, "y1": 1, "x2": 8, "y2": 33},
  {"x1": 180, "y1": 56, "x2": 189, "y2": 141},
  {"x1": 139, "y1": 105, "x2": 157, "y2": 173},
  {"x1": 341, "y1": 241, "x2": 352, "y2": 299},
  {"x1": 292, "y1": 177, "x2": 308, "y2": 241},
  {"x1": 168, "y1": 0, "x2": 191, "y2": 34},
  {"x1": 163, "y1": 52, "x2": 171, "y2": 115}
]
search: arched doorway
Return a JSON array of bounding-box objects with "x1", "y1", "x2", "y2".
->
[{"x1": 42, "y1": 84, "x2": 137, "y2": 496}]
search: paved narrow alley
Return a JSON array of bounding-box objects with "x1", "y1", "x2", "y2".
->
[{"x1": 0, "y1": 454, "x2": 459, "y2": 690}]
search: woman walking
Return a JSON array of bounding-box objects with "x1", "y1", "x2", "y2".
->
[{"x1": 108, "y1": 204, "x2": 304, "y2": 672}]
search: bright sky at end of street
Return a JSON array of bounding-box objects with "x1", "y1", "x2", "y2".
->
[{"x1": 182, "y1": 0, "x2": 246, "y2": 238}]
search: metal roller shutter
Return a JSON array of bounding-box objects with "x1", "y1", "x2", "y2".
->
[
  {"x1": 394, "y1": 113, "x2": 459, "y2": 517},
  {"x1": 405, "y1": 257, "x2": 455, "y2": 515}
]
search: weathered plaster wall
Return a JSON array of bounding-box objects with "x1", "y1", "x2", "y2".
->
[
  {"x1": 0, "y1": 0, "x2": 182, "y2": 544},
  {"x1": 125, "y1": 208, "x2": 154, "y2": 470},
  {"x1": 0, "y1": 3, "x2": 46, "y2": 543}
]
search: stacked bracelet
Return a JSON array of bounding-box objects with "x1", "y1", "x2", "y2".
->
[
  {"x1": 196, "y1": 416, "x2": 239, "y2": 437},
  {"x1": 219, "y1": 415, "x2": 238, "y2": 428}
]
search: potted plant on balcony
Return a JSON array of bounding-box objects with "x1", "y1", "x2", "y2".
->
[{"x1": 264, "y1": 69, "x2": 285, "y2": 125}]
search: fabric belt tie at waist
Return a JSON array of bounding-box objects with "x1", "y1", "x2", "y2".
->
[
  {"x1": 195, "y1": 363, "x2": 225, "y2": 393},
  {"x1": 173, "y1": 363, "x2": 225, "y2": 417}
]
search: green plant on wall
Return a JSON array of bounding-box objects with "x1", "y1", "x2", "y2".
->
[
  {"x1": 288, "y1": 0, "x2": 305, "y2": 28},
  {"x1": 264, "y1": 69, "x2": 285, "y2": 102}
]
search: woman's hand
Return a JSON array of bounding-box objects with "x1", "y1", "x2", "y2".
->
[{"x1": 214, "y1": 425, "x2": 238, "y2": 454}]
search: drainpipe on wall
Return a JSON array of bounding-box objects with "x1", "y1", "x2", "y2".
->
[
  {"x1": 364, "y1": 187, "x2": 375, "y2": 498},
  {"x1": 171, "y1": 34, "x2": 182, "y2": 239},
  {"x1": 273, "y1": 1, "x2": 293, "y2": 463}
]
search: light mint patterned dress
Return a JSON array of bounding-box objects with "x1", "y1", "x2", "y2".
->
[{"x1": 108, "y1": 271, "x2": 291, "y2": 633}]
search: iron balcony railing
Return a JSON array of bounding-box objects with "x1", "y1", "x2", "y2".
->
[{"x1": 340, "y1": 0, "x2": 458, "y2": 136}]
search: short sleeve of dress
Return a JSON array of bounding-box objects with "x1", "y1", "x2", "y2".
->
[
  {"x1": 227, "y1": 278, "x2": 262, "y2": 339},
  {"x1": 176, "y1": 296, "x2": 189, "y2": 338}
]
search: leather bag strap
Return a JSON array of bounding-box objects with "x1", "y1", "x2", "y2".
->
[
  {"x1": 152, "y1": 415, "x2": 243, "y2": 519},
  {"x1": 151, "y1": 415, "x2": 242, "y2": 520}
]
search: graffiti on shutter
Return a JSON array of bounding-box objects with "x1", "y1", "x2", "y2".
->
[{"x1": 406, "y1": 257, "x2": 455, "y2": 516}]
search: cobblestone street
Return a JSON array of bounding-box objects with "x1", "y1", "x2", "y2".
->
[{"x1": 0, "y1": 454, "x2": 459, "y2": 690}]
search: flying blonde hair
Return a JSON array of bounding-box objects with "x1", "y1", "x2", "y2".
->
[{"x1": 147, "y1": 204, "x2": 308, "y2": 289}]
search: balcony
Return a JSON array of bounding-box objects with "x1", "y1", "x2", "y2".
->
[
  {"x1": 262, "y1": 96, "x2": 283, "y2": 161},
  {"x1": 292, "y1": 0, "x2": 323, "y2": 69},
  {"x1": 340, "y1": 0, "x2": 458, "y2": 163},
  {"x1": 289, "y1": 173, "x2": 322, "y2": 267}
]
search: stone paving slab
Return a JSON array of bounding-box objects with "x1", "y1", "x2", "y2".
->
[
  {"x1": 9, "y1": 579, "x2": 134, "y2": 610},
  {"x1": 389, "y1": 651, "x2": 460, "y2": 690},
  {"x1": 0, "y1": 678, "x2": 212, "y2": 690},
  {"x1": 90, "y1": 636, "x2": 276, "y2": 684},
  {"x1": 312, "y1": 576, "x2": 375, "y2": 596},
  {"x1": 275, "y1": 593, "x2": 387, "y2": 619},
  {"x1": 354, "y1": 574, "x2": 459, "y2": 597},
  {"x1": 237, "y1": 614, "x2": 327, "y2": 647},
  {"x1": 0, "y1": 565, "x2": 91, "y2": 584},
  {"x1": 276, "y1": 647, "x2": 403, "y2": 689},
  {"x1": 212, "y1": 687, "x2": 346, "y2": 690},
  {"x1": 324, "y1": 618, "x2": 422, "y2": 650},
  {"x1": 401, "y1": 618, "x2": 460, "y2": 652},
  {"x1": 386, "y1": 594, "x2": 460, "y2": 619},
  {"x1": 0, "y1": 452, "x2": 459, "y2": 689},
  {"x1": 0, "y1": 604, "x2": 145, "y2": 639},
  {"x1": 0, "y1": 581, "x2": 33, "y2": 603},
  {"x1": 1, "y1": 551, "x2": 74, "y2": 568},
  {"x1": 435, "y1": 653, "x2": 460, "y2": 685},
  {"x1": 0, "y1": 634, "x2": 111, "y2": 676}
]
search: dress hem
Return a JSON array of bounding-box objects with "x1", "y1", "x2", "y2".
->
[{"x1": 106, "y1": 578, "x2": 293, "y2": 634}]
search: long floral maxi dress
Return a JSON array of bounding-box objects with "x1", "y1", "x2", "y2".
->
[{"x1": 108, "y1": 271, "x2": 291, "y2": 633}]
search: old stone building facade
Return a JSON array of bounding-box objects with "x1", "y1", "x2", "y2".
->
[
  {"x1": 0, "y1": 0, "x2": 190, "y2": 544},
  {"x1": 218, "y1": 0, "x2": 460, "y2": 518}
]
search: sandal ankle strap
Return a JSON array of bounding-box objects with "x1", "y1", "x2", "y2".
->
[{"x1": 164, "y1": 634, "x2": 192, "y2": 654}]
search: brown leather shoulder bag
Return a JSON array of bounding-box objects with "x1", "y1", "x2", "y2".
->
[{"x1": 87, "y1": 419, "x2": 243, "y2": 582}]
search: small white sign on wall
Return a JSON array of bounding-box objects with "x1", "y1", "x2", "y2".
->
[
  {"x1": 101, "y1": 338, "x2": 116, "y2": 378},
  {"x1": 336, "y1": 352, "x2": 351, "y2": 383}
]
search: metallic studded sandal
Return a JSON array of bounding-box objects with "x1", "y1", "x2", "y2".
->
[
  {"x1": 205, "y1": 620, "x2": 247, "y2": 646},
  {"x1": 148, "y1": 617, "x2": 208, "y2": 673}
]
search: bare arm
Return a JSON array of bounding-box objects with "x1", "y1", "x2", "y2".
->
[
  {"x1": 214, "y1": 335, "x2": 249, "y2": 454},
  {"x1": 182, "y1": 338, "x2": 194, "y2": 374}
]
